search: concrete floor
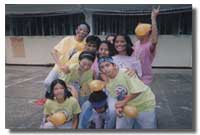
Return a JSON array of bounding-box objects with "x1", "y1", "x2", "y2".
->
[{"x1": 5, "y1": 66, "x2": 193, "y2": 130}]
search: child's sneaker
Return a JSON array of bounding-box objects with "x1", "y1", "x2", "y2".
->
[{"x1": 34, "y1": 98, "x2": 47, "y2": 106}]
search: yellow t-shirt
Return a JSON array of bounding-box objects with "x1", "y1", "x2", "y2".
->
[
  {"x1": 106, "y1": 70, "x2": 156, "y2": 112},
  {"x1": 61, "y1": 63, "x2": 93, "y2": 97},
  {"x1": 44, "y1": 97, "x2": 81, "y2": 121},
  {"x1": 67, "y1": 51, "x2": 82, "y2": 66},
  {"x1": 53, "y1": 36, "x2": 85, "y2": 72}
]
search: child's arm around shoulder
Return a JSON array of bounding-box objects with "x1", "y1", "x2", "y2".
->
[{"x1": 115, "y1": 92, "x2": 141, "y2": 109}]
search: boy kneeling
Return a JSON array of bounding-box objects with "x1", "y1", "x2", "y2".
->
[{"x1": 98, "y1": 56, "x2": 157, "y2": 129}]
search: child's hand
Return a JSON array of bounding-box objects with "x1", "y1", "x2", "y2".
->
[
  {"x1": 116, "y1": 107, "x2": 123, "y2": 117},
  {"x1": 59, "y1": 65, "x2": 64, "y2": 71},
  {"x1": 43, "y1": 121, "x2": 54, "y2": 128},
  {"x1": 125, "y1": 68, "x2": 136, "y2": 77},
  {"x1": 60, "y1": 65, "x2": 69, "y2": 74},
  {"x1": 67, "y1": 85, "x2": 78, "y2": 99},
  {"x1": 46, "y1": 115, "x2": 51, "y2": 122},
  {"x1": 152, "y1": 5, "x2": 160, "y2": 18},
  {"x1": 99, "y1": 73, "x2": 108, "y2": 82}
]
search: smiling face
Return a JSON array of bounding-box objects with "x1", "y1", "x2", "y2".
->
[
  {"x1": 75, "y1": 24, "x2": 89, "y2": 41},
  {"x1": 114, "y1": 36, "x2": 127, "y2": 54},
  {"x1": 98, "y1": 43, "x2": 109, "y2": 57},
  {"x1": 53, "y1": 83, "x2": 65, "y2": 101},
  {"x1": 99, "y1": 61, "x2": 117, "y2": 78},
  {"x1": 79, "y1": 58, "x2": 93, "y2": 72}
]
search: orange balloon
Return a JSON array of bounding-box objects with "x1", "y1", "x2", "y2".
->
[
  {"x1": 123, "y1": 105, "x2": 138, "y2": 118},
  {"x1": 48, "y1": 111, "x2": 68, "y2": 126},
  {"x1": 89, "y1": 80, "x2": 106, "y2": 92},
  {"x1": 135, "y1": 23, "x2": 152, "y2": 37}
]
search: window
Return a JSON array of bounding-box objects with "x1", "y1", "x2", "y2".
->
[
  {"x1": 5, "y1": 13, "x2": 85, "y2": 36},
  {"x1": 93, "y1": 11, "x2": 192, "y2": 35},
  {"x1": 158, "y1": 11, "x2": 192, "y2": 34}
]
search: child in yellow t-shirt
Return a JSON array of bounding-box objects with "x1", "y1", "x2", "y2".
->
[
  {"x1": 98, "y1": 56, "x2": 157, "y2": 129},
  {"x1": 44, "y1": 23, "x2": 90, "y2": 95},
  {"x1": 61, "y1": 51, "x2": 96, "y2": 106},
  {"x1": 41, "y1": 79, "x2": 81, "y2": 129}
]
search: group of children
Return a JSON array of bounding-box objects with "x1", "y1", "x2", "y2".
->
[{"x1": 40, "y1": 6, "x2": 160, "y2": 129}]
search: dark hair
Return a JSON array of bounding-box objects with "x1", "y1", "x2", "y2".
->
[
  {"x1": 97, "y1": 40, "x2": 115, "y2": 57},
  {"x1": 89, "y1": 91, "x2": 107, "y2": 103},
  {"x1": 78, "y1": 51, "x2": 96, "y2": 62},
  {"x1": 113, "y1": 34, "x2": 133, "y2": 56},
  {"x1": 98, "y1": 56, "x2": 115, "y2": 72},
  {"x1": 86, "y1": 35, "x2": 101, "y2": 49},
  {"x1": 77, "y1": 22, "x2": 91, "y2": 34},
  {"x1": 45, "y1": 79, "x2": 72, "y2": 100}
]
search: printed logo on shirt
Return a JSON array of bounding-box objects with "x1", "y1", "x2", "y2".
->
[
  {"x1": 115, "y1": 85, "x2": 128, "y2": 100},
  {"x1": 114, "y1": 60, "x2": 125, "y2": 69}
]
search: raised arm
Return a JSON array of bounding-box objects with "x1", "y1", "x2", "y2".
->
[{"x1": 151, "y1": 6, "x2": 160, "y2": 46}]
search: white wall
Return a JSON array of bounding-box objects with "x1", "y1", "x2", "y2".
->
[
  {"x1": 5, "y1": 35, "x2": 192, "y2": 67},
  {"x1": 5, "y1": 36, "x2": 65, "y2": 65},
  {"x1": 153, "y1": 35, "x2": 192, "y2": 67}
]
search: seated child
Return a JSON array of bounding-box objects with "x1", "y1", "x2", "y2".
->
[
  {"x1": 88, "y1": 91, "x2": 108, "y2": 128},
  {"x1": 41, "y1": 79, "x2": 81, "y2": 129},
  {"x1": 78, "y1": 80, "x2": 117, "y2": 129}
]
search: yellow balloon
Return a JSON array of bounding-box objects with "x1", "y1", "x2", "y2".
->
[
  {"x1": 123, "y1": 105, "x2": 138, "y2": 118},
  {"x1": 89, "y1": 80, "x2": 106, "y2": 92},
  {"x1": 135, "y1": 23, "x2": 152, "y2": 37},
  {"x1": 48, "y1": 111, "x2": 68, "y2": 126}
]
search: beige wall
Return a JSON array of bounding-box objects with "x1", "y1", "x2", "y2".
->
[
  {"x1": 5, "y1": 35, "x2": 192, "y2": 67},
  {"x1": 6, "y1": 36, "x2": 65, "y2": 65},
  {"x1": 152, "y1": 35, "x2": 192, "y2": 67}
]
